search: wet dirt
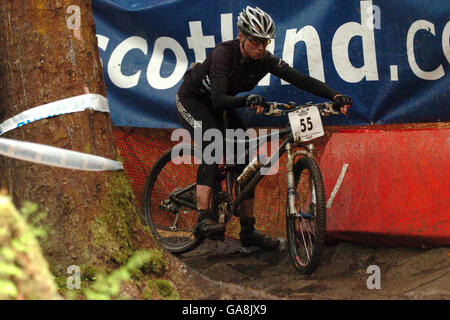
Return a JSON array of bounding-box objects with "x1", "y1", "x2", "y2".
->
[{"x1": 178, "y1": 237, "x2": 449, "y2": 300}]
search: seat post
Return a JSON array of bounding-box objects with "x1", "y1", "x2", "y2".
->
[
  {"x1": 222, "y1": 110, "x2": 234, "y2": 197},
  {"x1": 222, "y1": 110, "x2": 229, "y2": 130}
]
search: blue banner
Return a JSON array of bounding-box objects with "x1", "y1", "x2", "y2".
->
[{"x1": 92, "y1": 0, "x2": 450, "y2": 128}]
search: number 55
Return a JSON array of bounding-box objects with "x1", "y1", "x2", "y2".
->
[{"x1": 300, "y1": 117, "x2": 313, "y2": 132}]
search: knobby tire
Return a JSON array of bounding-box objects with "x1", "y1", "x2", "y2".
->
[{"x1": 286, "y1": 156, "x2": 326, "y2": 274}]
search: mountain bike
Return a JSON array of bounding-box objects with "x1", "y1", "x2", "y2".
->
[{"x1": 142, "y1": 100, "x2": 342, "y2": 274}]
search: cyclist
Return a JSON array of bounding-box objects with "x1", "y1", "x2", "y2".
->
[{"x1": 175, "y1": 6, "x2": 352, "y2": 250}]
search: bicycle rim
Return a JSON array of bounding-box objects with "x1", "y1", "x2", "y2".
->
[
  {"x1": 142, "y1": 145, "x2": 202, "y2": 254},
  {"x1": 286, "y1": 157, "x2": 326, "y2": 274}
]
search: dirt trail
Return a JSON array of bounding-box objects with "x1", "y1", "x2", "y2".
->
[{"x1": 178, "y1": 238, "x2": 449, "y2": 300}]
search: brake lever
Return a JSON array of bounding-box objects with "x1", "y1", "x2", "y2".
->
[
  {"x1": 320, "y1": 102, "x2": 340, "y2": 116},
  {"x1": 263, "y1": 101, "x2": 299, "y2": 116},
  {"x1": 286, "y1": 102, "x2": 296, "y2": 109},
  {"x1": 263, "y1": 102, "x2": 284, "y2": 117}
]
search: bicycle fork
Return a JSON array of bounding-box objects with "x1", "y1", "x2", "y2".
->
[{"x1": 286, "y1": 142, "x2": 315, "y2": 217}]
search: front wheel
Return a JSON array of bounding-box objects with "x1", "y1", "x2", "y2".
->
[{"x1": 286, "y1": 156, "x2": 326, "y2": 274}]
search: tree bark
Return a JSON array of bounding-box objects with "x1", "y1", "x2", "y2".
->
[{"x1": 0, "y1": 0, "x2": 156, "y2": 276}]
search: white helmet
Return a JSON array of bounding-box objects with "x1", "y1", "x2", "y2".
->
[{"x1": 237, "y1": 6, "x2": 276, "y2": 39}]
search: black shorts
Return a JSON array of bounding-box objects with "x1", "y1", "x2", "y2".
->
[{"x1": 175, "y1": 82, "x2": 254, "y2": 199}]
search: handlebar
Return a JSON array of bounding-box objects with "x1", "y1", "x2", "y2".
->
[{"x1": 262, "y1": 101, "x2": 342, "y2": 117}]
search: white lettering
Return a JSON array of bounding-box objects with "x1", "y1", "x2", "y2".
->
[
  {"x1": 170, "y1": 129, "x2": 193, "y2": 165},
  {"x1": 226, "y1": 305, "x2": 266, "y2": 316},
  {"x1": 182, "y1": 304, "x2": 216, "y2": 317},
  {"x1": 368, "y1": 4, "x2": 381, "y2": 30},
  {"x1": 366, "y1": 265, "x2": 381, "y2": 289},
  {"x1": 221, "y1": 13, "x2": 234, "y2": 42},
  {"x1": 193, "y1": 124, "x2": 203, "y2": 164},
  {"x1": 259, "y1": 129, "x2": 280, "y2": 176},
  {"x1": 332, "y1": 0, "x2": 379, "y2": 82},
  {"x1": 108, "y1": 36, "x2": 147, "y2": 88},
  {"x1": 187, "y1": 21, "x2": 216, "y2": 62},
  {"x1": 171, "y1": 128, "x2": 281, "y2": 174},
  {"x1": 390, "y1": 65, "x2": 398, "y2": 81},
  {"x1": 67, "y1": 265, "x2": 81, "y2": 290},
  {"x1": 96, "y1": 7, "x2": 448, "y2": 94},
  {"x1": 407, "y1": 20, "x2": 445, "y2": 80},
  {"x1": 96, "y1": 35, "x2": 110, "y2": 67},
  {"x1": 224, "y1": 128, "x2": 258, "y2": 165},
  {"x1": 66, "y1": 5, "x2": 81, "y2": 30},
  {"x1": 147, "y1": 37, "x2": 188, "y2": 89},
  {"x1": 203, "y1": 128, "x2": 223, "y2": 165},
  {"x1": 282, "y1": 26, "x2": 325, "y2": 84},
  {"x1": 443, "y1": 21, "x2": 450, "y2": 64}
]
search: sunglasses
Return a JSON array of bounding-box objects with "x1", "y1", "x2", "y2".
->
[{"x1": 245, "y1": 35, "x2": 271, "y2": 47}]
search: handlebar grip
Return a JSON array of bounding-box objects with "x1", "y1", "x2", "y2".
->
[
  {"x1": 331, "y1": 101, "x2": 341, "y2": 111},
  {"x1": 264, "y1": 102, "x2": 294, "y2": 109},
  {"x1": 331, "y1": 101, "x2": 351, "y2": 115},
  {"x1": 263, "y1": 102, "x2": 273, "y2": 108},
  {"x1": 263, "y1": 101, "x2": 346, "y2": 116}
]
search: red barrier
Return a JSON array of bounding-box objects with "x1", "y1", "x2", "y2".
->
[{"x1": 321, "y1": 128, "x2": 450, "y2": 248}]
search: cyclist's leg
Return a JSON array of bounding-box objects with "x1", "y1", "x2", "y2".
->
[
  {"x1": 176, "y1": 84, "x2": 225, "y2": 237},
  {"x1": 196, "y1": 185, "x2": 212, "y2": 210},
  {"x1": 227, "y1": 110, "x2": 279, "y2": 250}
]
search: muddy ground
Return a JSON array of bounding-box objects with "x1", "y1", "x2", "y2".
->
[{"x1": 178, "y1": 237, "x2": 449, "y2": 300}]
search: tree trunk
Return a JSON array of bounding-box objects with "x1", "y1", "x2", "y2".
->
[{"x1": 0, "y1": 0, "x2": 156, "y2": 278}]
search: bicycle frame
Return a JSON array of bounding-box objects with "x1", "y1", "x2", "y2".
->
[
  {"x1": 221, "y1": 110, "x2": 317, "y2": 217},
  {"x1": 169, "y1": 106, "x2": 324, "y2": 217}
]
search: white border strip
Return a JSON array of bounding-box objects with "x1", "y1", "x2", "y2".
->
[
  {"x1": 326, "y1": 163, "x2": 349, "y2": 208},
  {"x1": 0, "y1": 138, "x2": 123, "y2": 171},
  {"x1": 0, "y1": 94, "x2": 109, "y2": 136}
]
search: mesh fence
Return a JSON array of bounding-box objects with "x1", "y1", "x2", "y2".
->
[{"x1": 113, "y1": 122, "x2": 450, "y2": 240}]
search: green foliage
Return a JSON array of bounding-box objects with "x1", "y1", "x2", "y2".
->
[
  {"x1": 20, "y1": 201, "x2": 48, "y2": 240},
  {"x1": 91, "y1": 173, "x2": 137, "y2": 265},
  {"x1": 0, "y1": 194, "x2": 178, "y2": 300},
  {"x1": 139, "y1": 248, "x2": 167, "y2": 276},
  {"x1": 0, "y1": 279, "x2": 18, "y2": 298},
  {"x1": 0, "y1": 201, "x2": 42, "y2": 299},
  {"x1": 147, "y1": 279, "x2": 180, "y2": 300},
  {"x1": 0, "y1": 197, "x2": 58, "y2": 300},
  {"x1": 67, "y1": 249, "x2": 177, "y2": 300},
  {"x1": 0, "y1": 258, "x2": 21, "y2": 299}
]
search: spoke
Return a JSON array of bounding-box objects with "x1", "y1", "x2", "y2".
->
[
  {"x1": 311, "y1": 220, "x2": 316, "y2": 237},
  {"x1": 298, "y1": 217, "x2": 311, "y2": 262},
  {"x1": 295, "y1": 169, "x2": 318, "y2": 264}
]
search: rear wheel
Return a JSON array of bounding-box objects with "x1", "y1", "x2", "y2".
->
[
  {"x1": 142, "y1": 144, "x2": 203, "y2": 254},
  {"x1": 286, "y1": 156, "x2": 326, "y2": 274}
]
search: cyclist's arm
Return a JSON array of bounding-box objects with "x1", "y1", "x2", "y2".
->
[
  {"x1": 210, "y1": 75, "x2": 247, "y2": 111},
  {"x1": 209, "y1": 46, "x2": 246, "y2": 111},
  {"x1": 269, "y1": 57, "x2": 338, "y2": 100}
]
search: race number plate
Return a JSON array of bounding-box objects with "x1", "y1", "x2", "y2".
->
[{"x1": 288, "y1": 106, "x2": 324, "y2": 142}]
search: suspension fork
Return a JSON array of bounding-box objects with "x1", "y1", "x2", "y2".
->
[
  {"x1": 286, "y1": 142, "x2": 315, "y2": 217},
  {"x1": 286, "y1": 143, "x2": 296, "y2": 216}
]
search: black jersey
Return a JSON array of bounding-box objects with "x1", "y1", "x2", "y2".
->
[{"x1": 183, "y1": 39, "x2": 338, "y2": 111}]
